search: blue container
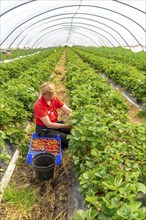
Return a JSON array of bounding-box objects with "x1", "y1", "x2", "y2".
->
[{"x1": 27, "y1": 132, "x2": 62, "y2": 165}]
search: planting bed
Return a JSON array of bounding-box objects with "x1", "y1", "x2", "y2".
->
[{"x1": 0, "y1": 150, "x2": 82, "y2": 220}]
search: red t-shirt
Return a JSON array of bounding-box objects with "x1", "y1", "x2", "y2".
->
[{"x1": 34, "y1": 96, "x2": 64, "y2": 126}]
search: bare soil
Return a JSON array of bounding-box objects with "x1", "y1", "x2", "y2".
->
[
  {"x1": 116, "y1": 88, "x2": 146, "y2": 124},
  {"x1": 53, "y1": 51, "x2": 70, "y2": 122},
  {"x1": 125, "y1": 100, "x2": 146, "y2": 124}
]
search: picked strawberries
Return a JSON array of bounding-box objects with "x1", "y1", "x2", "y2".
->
[{"x1": 31, "y1": 138, "x2": 60, "y2": 154}]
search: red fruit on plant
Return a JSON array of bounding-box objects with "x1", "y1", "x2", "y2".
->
[{"x1": 95, "y1": 192, "x2": 101, "y2": 196}]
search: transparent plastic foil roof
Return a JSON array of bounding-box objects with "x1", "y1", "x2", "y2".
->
[{"x1": 0, "y1": 0, "x2": 146, "y2": 52}]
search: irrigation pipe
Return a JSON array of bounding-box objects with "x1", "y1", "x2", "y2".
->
[
  {"x1": 121, "y1": 92, "x2": 141, "y2": 109},
  {"x1": 0, "y1": 149, "x2": 20, "y2": 202},
  {"x1": 0, "y1": 123, "x2": 31, "y2": 202},
  {"x1": 0, "y1": 52, "x2": 40, "y2": 64},
  {"x1": 100, "y1": 73, "x2": 142, "y2": 110}
]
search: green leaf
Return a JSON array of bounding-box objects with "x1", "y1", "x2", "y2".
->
[
  {"x1": 130, "y1": 201, "x2": 142, "y2": 212},
  {"x1": 141, "y1": 206, "x2": 146, "y2": 214},
  {"x1": 82, "y1": 172, "x2": 93, "y2": 180},
  {"x1": 111, "y1": 197, "x2": 120, "y2": 207},
  {"x1": 98, "y1": 213, "x2": 110, "y2": 220},
  {"x1": 81, "y1": 136, "x2": 87, "y2": 141},
  {"x1": 85, "y1": 208, "x2": 98, "y2": 220},
  {"x1": 74, "y1": 210, "x2": 86, "y2": 220},
  {"x1": 86, "y1": 160, "x2": 94, "y2": 168},
  {"x1": 102, "y1": 181, "x2": 117, "y2": 190},
  {"x1": 136, "y1": 182, "x2": 146, "y2": 194},
  {"x1": 85, "y1": 196, "x2": 98, "y2": 206},
  {"x1": 114, "y1": 176, "x2": 123, "y2": 188}
]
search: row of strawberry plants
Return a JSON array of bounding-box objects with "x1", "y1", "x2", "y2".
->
[
  {"x1": 0, "y1": 48, "x2": 43, "y2": 61},
  {"x1": 0, "y1": 48, "x2": 59, "y2": 83},
  {"x1": 66, "y1": 49, "x2": 146, "y2": 219},
  {"x1": 0, "y1": 48, "x2": 64, "y2": 147},
  {"x1": 79, "y1": 46, "x2": 146, "y2": 72},
  {"x1": 72, "y1": 48, "x2": 146, "y2": 106}
]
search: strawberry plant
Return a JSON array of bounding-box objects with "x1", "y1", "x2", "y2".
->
[
  {"x1": 0, "y1": 48, "x2": 64, "y2": 145},
  {"x1": 73, "y1": 48, "x2": 146, "y2": 105},
  {"x1": 66, "y1": 48, "x2": 146, "y2": 219}
]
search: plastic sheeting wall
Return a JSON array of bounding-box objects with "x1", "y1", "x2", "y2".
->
[{"x1": 0, "y1": 0, "x2": 146, "y2": 52}]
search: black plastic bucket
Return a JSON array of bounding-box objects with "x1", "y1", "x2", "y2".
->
[{"x1": 32, "y1": 153, "x2": 55, "y2": 181}]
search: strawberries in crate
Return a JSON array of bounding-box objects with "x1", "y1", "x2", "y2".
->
[
  {"x1": 27, "y1": 133, "x2": 62, "y2": 165},
  {"x1": 31, "y1": 138, "x2": 60, "y2": 153}
]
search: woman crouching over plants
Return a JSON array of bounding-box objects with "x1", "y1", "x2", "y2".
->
[{"x1": 34, "y1": 82, "x2": 72, "y2": 148}]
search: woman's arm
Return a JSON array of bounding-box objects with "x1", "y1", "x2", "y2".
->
[
  {"x1": 40, "y1": 116, "x2": 71, "y2": 129},
  {"x1": 60, "y1": 104, "x2": 72, "y2": 115}
]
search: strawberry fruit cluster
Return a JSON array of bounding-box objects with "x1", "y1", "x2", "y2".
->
[{"x1": 31, "y1": 138, "x2": 60, "y2": 155}]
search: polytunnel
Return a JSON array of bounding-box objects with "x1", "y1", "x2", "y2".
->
[
  {"x1": 0, "y1": 0, "x2": 146, "y2": 51},
  {"x1": 0, "y1": 1, "x2": 146, "y2": 220}
]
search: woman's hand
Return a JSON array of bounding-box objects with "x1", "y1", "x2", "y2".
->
[
  {"x1": 40, "y1": 116, "x2": 72, "y2": 129},
  {"x1": 65, "y1": 124, "x2": 72, "y2": 129}
]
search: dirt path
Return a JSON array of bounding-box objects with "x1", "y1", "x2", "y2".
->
[
  {"x1": 0, "y1": 51, "x2": 75, "y2": 220},
  {"x1": 53, "y1": 51, "x2": 68, "y2": 102},
  {"x1": 116, "y1": 88, "x2": 146, "y2": 124},
  {"x1": 52, "y1": 51, "x2": 70, "y2": 122},
  {"x1": 125, "y1": 100, "x2": 146, "y2": 124}
]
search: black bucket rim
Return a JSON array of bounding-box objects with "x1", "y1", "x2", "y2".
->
[{"x1": 32, "y1": 152, "x2": 55, "y2": 169}]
